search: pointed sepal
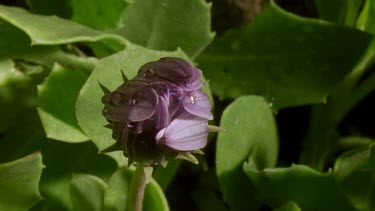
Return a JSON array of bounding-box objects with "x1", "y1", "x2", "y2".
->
[
  {"x1": 121, "y1": 70, "x2": 129, "y2": 83},
  {"x1": 176, "y1": 152, "x2": 199, "y2": 164},
  {"x1": 208, "y1": 125, "x2": 225, "y2": 133},
  {"x1": 100, "y1": 142, "x2": 121, "y2": 153},
  {"x1": 99, "y1": 82, "x2": 110, "y2": 94}
]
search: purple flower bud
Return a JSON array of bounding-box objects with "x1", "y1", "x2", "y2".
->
[{"x1": 101, "y1": 57, "x2": 213, "y2": 166}]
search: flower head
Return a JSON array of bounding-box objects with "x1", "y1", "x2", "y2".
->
[{"x1": 101, "y1": 57, "x2": 213, "y2": 166}]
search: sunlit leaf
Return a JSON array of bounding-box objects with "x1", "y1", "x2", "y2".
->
[
  {"x1": 116, "y1": 0, "x2": 214, "y2": 58},
  {"x1": 70, "y1": 174, "x2": 107, "y2": 211},
  {"x1": 37, "y1": 63, "x2": 88, "y2": 142},
  {"x1": 0, "y1": 153, "x2": 44, "y2": 211},
  {"x1": 216, "y1": 95, "x2": 278, "y2": 210}
]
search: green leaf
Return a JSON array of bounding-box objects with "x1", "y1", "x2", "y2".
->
[
  {"x1": 243, "y1": 164, "x2": 356, "y2": 211},
  {"x1": 37, "y1": 63, "x2": 88, "y2": 142},
  {"x1": 70, "y1": 174, "x2": 108, "y2": 211},
  {"x1": 116, "y1": 0, "x2": 214, "y2": 58},
  {"x1": 76, "y1": 42, "x2": 188, "y2": 150},
  {"x1": 0, "y1": 4, "x2": 125, "y2": 49},
  {"x1": 0, "y1": 59, "x2": 37, "y2": 133},
  {"x1": 357, "y1": 0, "x2": 375, "y2": 34},
  {"x1": 216, "y1": 96, "x2": 278, "y2": 211},
  {"x1": 0, "y1": 153, "x2": 44, "y2": 211},
  {"x1": 103, "y1": 166, "x2": 169, "y2": 211},
  {"x1": 273, "y1": 201, "x2": 301, "y2": 211},
  {"x1": 315, "y1": 0, "x2": 362, "y2": 26},
  {"x1": 71, "y1": 0, "x2": 129, "y2": 30},
  {"x1": 197, "y1": 1, "x2": 372, "y2": 109},
  {"x1": 35, "y1": 140, "x2": 117, "y2": 210},
  {"x1": 334, "y1": 143, "x2": 375, "y2": 210}
]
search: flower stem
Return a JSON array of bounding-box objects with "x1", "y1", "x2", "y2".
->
[{"x1": 129, "y1": 165, "x2": 147, "y2": 211}]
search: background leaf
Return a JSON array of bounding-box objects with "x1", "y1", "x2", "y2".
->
[
  {"x1": 70, "y1": 174, "x2": 107, "y2": 211},
  {"x1": 71, "y1": 0, "x2": 129, "y2": 30},
  {"x1": 315, "y1": 0, "x2": 362, "y2": 26},
  {"x1": 357, "y1": 0, "x2": 375, "y2": 34},
  {"x1": 76, "y1": 42, "x2": 188, "y2": 150},
  {"x1": 274, "y1": 201, "x2": 301, "y2": 211},
  {"x1": 32, "y1": 140, "x2": 117, "y2": 211},
  {"x1": 115, "y1": 0, "x2": 214, "y2": 58},
  {"x1": 0, "y1": 153, "x2": 43, "y2": 211},
  {"x1": 216, "y1": 95, "x2": 278, "y2": 210},
  {"x1": 37, "y1": 63, "x2": 88, "y2": 143},
  {"x1": 243, "y1": 164, "x2": 356, "y2": 211},
  {"x1": 0, "y1": 59, "x2": 37, "y2": 133},
  {"x1": 197, "y1": 1, "x2": 372, "y2": 109}
]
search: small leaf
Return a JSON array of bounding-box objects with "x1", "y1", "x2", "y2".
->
[
  {"x1": 216, "y1": 95, "x2": 278, "y2": 210},
  {"x1": 37, "y1": 63, "x2": 88, "y2": 142},
  {"x1": 116, "y1": 0, "x2": 214, "y2": 58},
  {"x1": 0, "y1": 153, "x2": 44, "y2": 211},
  {"x1": 103, "y1": 166, "x2": 169, "y2": 211},
  {"x1": 243, "y1": 164, "x2": 356, "y2": 211},
  {"x1": 334, "y1": 143, "x2": 375, "y2": 210},
  {"x1": 76, "y1": 42, "x2": 189, "y2": 150},
  {"x1": 70, "y1": 174, "x2": 108, "y2": 211}
]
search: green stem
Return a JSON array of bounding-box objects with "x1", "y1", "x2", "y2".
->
[{"x1": 129, "y1": 165, "x2": 147, "y2": 211}]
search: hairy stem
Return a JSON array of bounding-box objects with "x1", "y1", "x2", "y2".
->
[{"x1": 129, "y1": 165, "x2": 147, "y2": 211}]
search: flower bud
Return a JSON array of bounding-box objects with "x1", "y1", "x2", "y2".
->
[{"x1": 101, "y1": 57, "x2": 213, "y2": 166}]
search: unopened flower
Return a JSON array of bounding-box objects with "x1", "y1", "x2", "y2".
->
[{"x1": 101, "y1": 57, "x2": 217, "y2": 166}]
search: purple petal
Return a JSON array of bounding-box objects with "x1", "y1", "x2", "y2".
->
[
  {"x1": 182, "y1": 90, "x2": 213, "y2": 120},
  {"x1": 156, "y1": 113, "x2": 208, "y2": 151},
  {"x1": 103, "y1": 81, "x2": 158, "y2": 122}
]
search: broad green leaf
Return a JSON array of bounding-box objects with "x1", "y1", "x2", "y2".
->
[
  {"x1": 71, "y1": 0, "x2": 129, "y2": 30},
  {"x1": 70, "y1": 174, "x2": 108, "y2": 211},
  {"x1": 315, "y1": 0, "x2": 362, "y2": 26},
  {"x1": 116, "y1": 0, "x2": 214, "y2": 58},
  {"x1": 76, "y1": 41, "x2": 188, "y2": 150},
  {"x1": 357, "y1": 0, "x2": 375, "y2": 34},
  {"x1": 34, "y1": 140, "x2": 117, "y2": 210},
  {"x1": 334, "y1": 143, "x2": 375, "y2": 211},
  {"x1": 0, "y1": 59, "x2": 37, "y2": 133},
  {"x1": 197, "y1": 1, "x2": 372, "y2": 109},
  {"x1": 0, "y1": 21, "x2": 97, "y2": 73},
  {"x1": 243, "y1": 164, "x2": 356, "y2": 211},
  {"x1": 274, "y1": 201, "x2": 301, "y2": 211},
  {"x1": 0, "y1": 153, "x2": 44, "y2": 211},
  {"x1": 0, "y1": 4, "x2": 125, "y2": 49},
  {"x1": 104, "y1": 166, "x2": 169, "y2": 211},
  {"x1": 37, "y1": 63, "x2": 88, "y2": 142},
  {"x1": 216, "y1": 96, "x2": 278, "y2": 211}
]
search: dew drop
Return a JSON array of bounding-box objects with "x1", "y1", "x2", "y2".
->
[{"x1": 190, "y1": 95, "x2": 196, "y2": 104}]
